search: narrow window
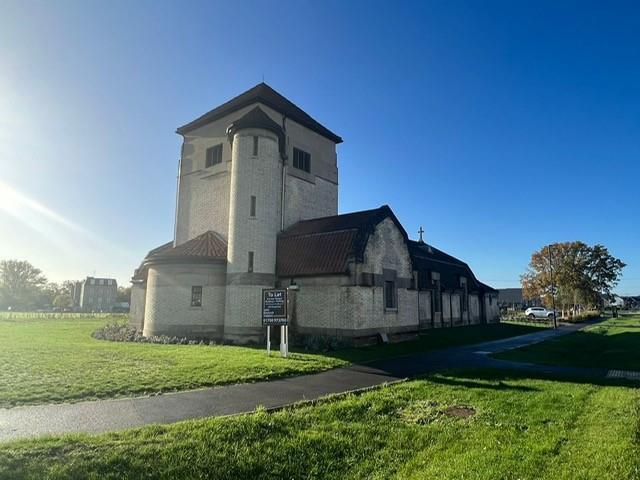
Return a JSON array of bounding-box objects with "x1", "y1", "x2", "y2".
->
[
  {"x1": 248, "y1": 251, "x2": 254, "y2": 273},
  {"x1": 384, "y1": 281, "x2": 396, "y2": 309},
  {"x1": 250, "y1": 195, "x2": 256, "y2": 217},
  {"x1": 205, "y1": 144, "x2": 223, "y2": 168},
  {"x1": 292, "y1": 147, "x2": 311, "y2": 173},
  {"x1": 253, "y1": 136, "x2": 259, "y2": 156},
  {"x1": 191, "y1": 286, "x2": 203, "y2": 307}
]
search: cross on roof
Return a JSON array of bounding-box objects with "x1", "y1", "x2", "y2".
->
[{"x1": 418, "y1": 226, "x2": 425, "y2": 243}]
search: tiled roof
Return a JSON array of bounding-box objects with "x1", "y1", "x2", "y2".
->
[
  {"x1": 176, "y1": 82, "x2": 343, "y2": 144},
  {"x1": 132, "y1": 232, "x2": 227, "y2": 282},
  {"x1": 277, "y1": 229, "x2": 358, "y2": 277},
  {"x1": 277, "y1": 206, "x2": 405, "y2": 277},
  {"x1": 150, "y1": 231, "x2": 227, "y2": 260}
]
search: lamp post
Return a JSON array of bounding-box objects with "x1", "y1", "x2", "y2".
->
[{"x1": 548, "y1": 244, "x2": 558, "y2": 329}]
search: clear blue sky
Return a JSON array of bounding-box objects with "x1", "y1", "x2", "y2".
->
[{"x1": 1, "y1": 0, "x2": 638, "y2": 294}]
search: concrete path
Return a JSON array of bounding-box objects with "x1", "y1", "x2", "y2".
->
[{"x1": 0, "y1": 321, "x2": 627, "y2": 443}]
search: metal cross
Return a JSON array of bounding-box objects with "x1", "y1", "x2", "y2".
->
[{"x1": 418, "y1": 226, "x2": 424, "y2": 243}]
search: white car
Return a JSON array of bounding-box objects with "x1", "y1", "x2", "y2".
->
[{"x1": 525, "y1": 307, "x2": 556, "y2": 319}]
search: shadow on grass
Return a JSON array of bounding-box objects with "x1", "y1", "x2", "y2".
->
[
  {"x1": 495, "y1": 326, "x2": 640, "y2": 373},
  {"x1": 427, "y1": 374, "x2": 539, "y2": 392},
  {"x1": 436, "y1": 366, "x2": 640, "y2": 390}
]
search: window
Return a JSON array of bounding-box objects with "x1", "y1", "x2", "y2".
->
[
  {"x1": 248, "y1": 251, "x2": 254, "y2": 273},
  {"x1": 384, "y1": 281, "x2": 396, "y2": 309},
  {"x1": 292, "y1": 147, "x2": 311, "y2": 173},
  {"x1": 250, "y1": 195, "x2": 256, "y2": 217},
  {"x1": 191, "y1": 286, "x2": 202, "y2": 307},
  {"x1": 253, "y1": 136, "x2": 259, "y2": 156},
  {"x1": 205, "y1": 144, "x2": 222, "y2": 168},
  {"x1": 433, "y1": 280, "x2": 442, "y2": 313}
]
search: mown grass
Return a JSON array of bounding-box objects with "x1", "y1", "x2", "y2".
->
[
  {"x1": 0, "y1": 316, "x2": 543, "y2": 407},
  {"x1": 496, "y1": 315, "x2": 640, "y2": 371},
  {"x1": 0, "y1": 369, "x2": 638, "y2": 479}
]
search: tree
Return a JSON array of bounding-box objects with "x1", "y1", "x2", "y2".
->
[
  {"x1": 521, "y1": 242, "x2": 625, "y2": 312},
  {"x1": 0, "y1": 260, "x2": 47, "y2": 309},
  {"x1": 116, "y1": 286, "x2": 131, "y2": 303},
  {"x1": 53, "y1": 294, "x2": 73, "y2": 310}
]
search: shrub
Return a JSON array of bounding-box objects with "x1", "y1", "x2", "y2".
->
[
  {"x1": 563, "y1": 311, "x2": 602, "y2": 323},
  {"x1": 91, "y1": 321, "x2": 216, "y2": 346}
]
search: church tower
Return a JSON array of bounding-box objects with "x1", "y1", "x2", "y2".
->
[
  {"x1": 131, "y1": 83, "x2": 342, "y2": 342},
  {"x1": 223, "y1": 107, "x2": 286, "y2": 342}
]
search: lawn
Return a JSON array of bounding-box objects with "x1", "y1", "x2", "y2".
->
[
  {"x1": 496, "y1": 314, "x2": 640, "y2": 371},
  {"x1": 0, "y1": 369, "x2": 638, "y2": 479},
  {"x1": 0, "y1": 315, "x2": 543, "y2": 407}
]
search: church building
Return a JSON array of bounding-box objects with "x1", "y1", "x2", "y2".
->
[{"x1": 130, "y1": 83, "x2": 499, "y2": 344}]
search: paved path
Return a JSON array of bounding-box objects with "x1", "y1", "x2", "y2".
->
[{"x1": 0, "y1": 321, "x2": 627, "y2": 443}]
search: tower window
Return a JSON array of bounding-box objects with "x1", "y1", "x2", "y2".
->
[
  {"x1": 191, "y1": 286, "x2": 203, "y2": 307},
  {"x1": 250, "y1": 195, "x2": 256, "y2": 217},
  {"x1": 205, "y1": 144, "x2": 222, "y2": 168},
  {"x1": 293, "y1": 147, "x2": 311, "y2": 173},
  {"x1": 384, "y1": 281, "x2": 396, "y2": 309},
  {"x1": 253, "y1": 136, "x2": 259, "y2": 156},
  {"x1": 248, "y1": 251, "x2": 254, "y2": 273}
]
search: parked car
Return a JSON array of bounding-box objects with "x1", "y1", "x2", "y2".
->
[{"x1": 525, "y1": 307, "x2": 556, "y2": 319}]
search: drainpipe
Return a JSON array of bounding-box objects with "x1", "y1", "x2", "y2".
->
[
  {"x1": 173, "y1": 139, "x2": 184, "y2": 246},
  {"x1": 280, "y1": 116, "x2": 287, "y2": 231}
]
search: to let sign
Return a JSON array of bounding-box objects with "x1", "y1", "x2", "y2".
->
[{"x1": 262, "y1": 289, "x2": 288, "y2": 326}]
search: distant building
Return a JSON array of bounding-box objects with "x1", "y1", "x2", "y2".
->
[
  {"x1": 72, "y1": 277, "x2": 118, "y2": 312},
  {"x1": 498, "y1": 288, "x2": 540, "y2": 310}
]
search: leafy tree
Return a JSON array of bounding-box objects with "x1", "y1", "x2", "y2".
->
[
  {"x1": 0, "y1": 260, "x2": 47, "y2": 309},
  {"x1": 521, "y1": 242, "x2": 625, "y2": 312},
  {"x1": 53, "y1": 294, "x2": 73, "y2": 310},
  {"x1": 117, "y1": 286, "x2": 131, "y2": 303}
]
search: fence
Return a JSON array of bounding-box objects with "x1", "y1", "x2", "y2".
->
[
  {"x1": 0, "y1": 311, "x2": 128, "y2": 321},
  {"x1": 500, "y1": 312, "x2": 553, "y2": 327}
]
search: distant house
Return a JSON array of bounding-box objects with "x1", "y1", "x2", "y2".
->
[
  {"x1": 72, "y1": 277, "x2": 118, "y2": 312},
  {"x1": 498, "y1": 288, "x2": 541, "y2": 310},
  {"x1": 620, "y1": 296, "x2": 640, "y2": 310}
]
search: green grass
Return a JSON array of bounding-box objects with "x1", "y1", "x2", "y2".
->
[
  {"x1": 0, "y1": 316, "x2": 543, "y2": 407},
  {"x1": 1, "y1": 369, "x2": 638, "y2": 479},
  {"x1": 496, "y1": 315, "x2": 640, "y2": 371}
]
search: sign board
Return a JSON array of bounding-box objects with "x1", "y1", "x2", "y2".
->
[{"x1": 262, "y1": 288, "x2": 288, "y2": 326}]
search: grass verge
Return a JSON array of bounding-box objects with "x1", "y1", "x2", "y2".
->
[
  {"x1": 0, "y1": 316, "x2": 543, "y2": 407},
  {"x1": 495, "y1": 315, "x2": 640, "y2": 371},
  {"x1": 0, "y1": 369, "x2": 638, "y2": 479}
]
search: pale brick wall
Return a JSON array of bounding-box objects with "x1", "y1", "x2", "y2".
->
[
  {"x1": 293, "y1": 217, "x2": 418, "y2": 338},
  {"x1": 469, "y1": 294, "x2": 481, "y2": 324},
  {"x1": 418, "y1": 290, "x2": 432, "y2": 328},
  {"x1": 451, "y1": 293, "x2": 462, "y2": 325},
  {"x1": 143, "y1": 262, "x2": 226, "y2": 338},
  {"x1": 175, "y1": 170, "x2": 230, "y2": 244},
  {"x1": 283, "y1": 174, "x2": 337, "y2": 228},
  {"x1": 175, "y1": 102, "x2": 339, "y2": 245},
  {"x1": 129, "y1": 283, "x2": 146, "y2": 330},
  {"x1": 442, "y1": 292, "x2": 451, "y2": 324},
  {"x1": 485, "y1": 294, "x2": 500, "y2": 323},
  {"x1": 224, "y1": 129, "x2": 281, "y2": 342}
]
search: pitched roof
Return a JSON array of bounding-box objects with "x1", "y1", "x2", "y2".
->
[
  {"x1": 176, "y1": 82, "x2": 343, "y2": 144},
  {"x1": 149, "y1": 231, "x2": 227, "y2": 261},
  {"x1": 277, "y1": 206, "x2": 405, "y2": 277},
  {"x1": 226, "y1": 106, "x2": 285, "y2": 155},
  {"x1": 132, "y1": 232, "x2": 227, "y2": 282},
  {"x1": 408, "y1": 240, "x2": 496, "y2": 293}
]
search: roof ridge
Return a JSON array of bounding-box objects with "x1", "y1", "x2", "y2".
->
[{"x1": 176, "y1": 83, "x2": 342, "y2": 143}]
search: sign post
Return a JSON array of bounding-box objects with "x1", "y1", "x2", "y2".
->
[{"x1": 262, "y1": 288, "x2": 288, "y2": 357}]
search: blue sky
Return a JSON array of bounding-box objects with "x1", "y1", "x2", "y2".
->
[{"x1": 1, "y1": 0, "x2": 638, "y2": 294}]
